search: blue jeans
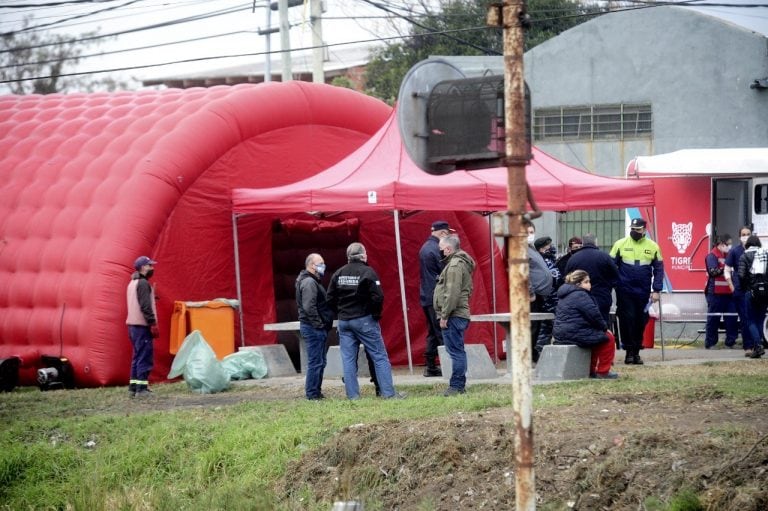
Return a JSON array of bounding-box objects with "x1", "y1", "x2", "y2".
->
[
  {"x1": 443, "y1": 317, "x2": 469, "y2": 390},
  {"x1": 746, "y1": 293, "x2": 767, "y2": 350},
  {"x1": 734, "y1": 292, "x2": 754, "y2": 349},
  {"x1": 338, "y1": 315, "x2": 395, "y2": 399},
  {"x1": 300, "y1": 323, "x2": 328, "y2": 399}
]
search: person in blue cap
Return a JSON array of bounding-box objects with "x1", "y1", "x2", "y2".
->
[{"x1": 126, "y1": 255, "x2": 158, "y2": 398}]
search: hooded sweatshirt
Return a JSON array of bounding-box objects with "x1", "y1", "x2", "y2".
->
[{"x1": 433, "y1": 249, "x2": 476, "y2": 321}]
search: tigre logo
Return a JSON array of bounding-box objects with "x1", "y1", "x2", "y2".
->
[{"x1": 671, "y1": 222, "x2": 693, "y2": 254}]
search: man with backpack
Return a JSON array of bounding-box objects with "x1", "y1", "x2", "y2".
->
[{"x1": 737, "y1": 235, "x2": 767, "y2": 358}]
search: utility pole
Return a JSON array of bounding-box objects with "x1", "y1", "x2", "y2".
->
[
  {"x1": 490, "y1": 1, "x2": 535, "y2": 509},
  {"x1": 264, "y1": 6, "x2": 272, "y2": 82},
  {"x1": 311, "y1": 0, "x2": 324, "y2": 83},
  {"x1": 278, "y1": 0, "x2": 291, "y2": 81}
]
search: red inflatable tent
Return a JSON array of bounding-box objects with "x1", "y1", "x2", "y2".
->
[{"x1": 0, "y1": 82, "x2": 391, "y2": 387}]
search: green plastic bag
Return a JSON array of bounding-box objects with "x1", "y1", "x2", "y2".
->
[
  {"x1": 168, "y1": 330, "x2": 231, "y2": 394},
  {"x1": 222, "y1": 350, "x2": 268, "y2": 380}
]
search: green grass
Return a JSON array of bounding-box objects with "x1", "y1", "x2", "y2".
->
[{"x1": 1, "y1": 361, "x2": 766, "y2": 511}]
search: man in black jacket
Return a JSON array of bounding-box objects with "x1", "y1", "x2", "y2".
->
[
  {"x1": 327, "y1": 243, "x2": 404, "y2": 400},
  {"x1": 565, "y1": 233, "x2": 619, "y2": 324},
  {"x1": 296, "y1": 253, "x2": 333, "y2": 400},
  {"x1": 418, "y1": 220, "x2": 454, "y2": 377}
]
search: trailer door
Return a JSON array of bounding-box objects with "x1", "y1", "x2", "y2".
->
[
  {"x1": 752, "y1": 177, "x2": 768, "y2": 237},
  {"x1": 714, "y1": 179, "x2": 750, "y2": 240}
]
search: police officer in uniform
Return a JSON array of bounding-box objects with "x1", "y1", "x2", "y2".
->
[{"x1": 609, "y1": 218, "x2": 664, "y2": 365}]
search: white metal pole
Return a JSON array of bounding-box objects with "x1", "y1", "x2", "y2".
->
[
  {"x1": 232, "y1": 213, "x2": 246, "y2": 347},
  {"x1": 311, "y1": 0, "x2": 324, "y2": 83},
  {"x1": 264, "y1": 6, "x2": 272, "y2": 82},
  {"x1": 489, "y1": 214, "x2": 499, "y2": 363},
  {"x1": 393, "y1": 210, "x2": 414, "y2": 373},
  {"x1": 278, "y1": 0, "x2": 291, "y2": 81}
]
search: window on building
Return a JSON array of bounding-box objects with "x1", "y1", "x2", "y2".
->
[
  {"x1": 558, "y1": 209, "x2": 626, "y2": 254},
  {"x1": 534, "y1": 104, "x2": 652, "y2": 141}
]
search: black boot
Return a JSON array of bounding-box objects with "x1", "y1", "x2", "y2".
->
[{"x1": 423, "y1": 357, "x2": 442, "y2": 377}]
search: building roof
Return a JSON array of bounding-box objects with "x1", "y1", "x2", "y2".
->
[
  {"x1": 686, "y1": 0, "x2": 768, "y2": 37},
  {"x1": 142, "y1": 43, "x2": 378, "y2": 88}
]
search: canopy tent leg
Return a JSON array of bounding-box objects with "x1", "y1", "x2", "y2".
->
[
  {"x1": 489, "y1": 215, "x2": 499, "y2": 363},
  {"x1": 393, "y1": 210, "x2": 414, "y2": 374},
  {"x1": 652, "y1": 205, "x2": 665, "y2": 361},
  {"x1": 232, "y1": 213, "x2": 246, "y2": 347}
]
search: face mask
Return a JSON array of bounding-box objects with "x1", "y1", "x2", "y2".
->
[
  {"x1": 439, "y1": 249, "x2": 447, "y2": 258},
  {"x1": 145, "y1": 269, "x2": 154, "y2": 278},
  {"x1": 720, "y1": 244, "x2": 731, "y2": 253},
  {"x1": 629, "y1": 230, "x2": 644, "y2": 241},
  {"x1": 547, "y1": 246, "x2": 556, "y2": 256},
  {"x1": 527, "y1": 234, "x2": 535, "y2": 245},
  {"x1": 741, "y1": 236, "x2": 749, "y2": 245},
  {"x1": 315, "y1": 263, "x2": 326, "y2": 277}
]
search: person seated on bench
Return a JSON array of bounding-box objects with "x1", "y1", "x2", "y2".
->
[{"x1": 553, "y1": 270, "x2": 619, "y2": 379}]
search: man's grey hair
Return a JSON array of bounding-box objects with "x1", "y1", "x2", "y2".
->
[
  {"x1": 440, "y1": 234, "x2": 460, "y2": 251},
  {"x1": 305, "y1": 253, "x2": 320, "y2": 269},
  {"x1": 582, "y1": 233, "x2": 598, "y2": 246},
  {"x1": 346, "y1": 242, "x2": 366, "y2": 262}
]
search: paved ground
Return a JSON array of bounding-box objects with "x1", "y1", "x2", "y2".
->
[{"x1": 234, "y1": 344, "x2": 753, "y2": 391}]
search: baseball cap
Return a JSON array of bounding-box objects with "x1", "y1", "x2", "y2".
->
[
  {"x1": 431, "y1": 220, "x2": 456, "y2": 232},
  {"x1": 534, "y1": 236, "x2": 552, "y2": 251},
  {"x1": 133, "y1": 256, "x2": 157, "y2": 270},
  {"x1": 630, "y1": 218, "x2": 647, "y2": 228}
]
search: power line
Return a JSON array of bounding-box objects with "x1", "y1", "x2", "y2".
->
[
  {"x1": 2, "y1": 0, "x2": 146, "y2": 37},
  {"x1": 0, "y1": 0, "x2": 120, "y2": 7},
  {"x1": 0, "y1": 25, "x2": 494, "y2": 85},
  {"x1": 0, "y1": 2, "x2": 255, "y2": 53}
]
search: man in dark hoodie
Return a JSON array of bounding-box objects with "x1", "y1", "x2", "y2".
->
[
  {"x1": 565, "y1": 233, "x2": 619, "y2": 325},
  {"x1": 125, "y1": 255, "x2": 158, "y2": 398},
  {"x1": 433, "y1": 234, "x2": 476, "y2": 396},
  {"x1": 296, "y1": 253, "x2": 334, "y2": 400}
]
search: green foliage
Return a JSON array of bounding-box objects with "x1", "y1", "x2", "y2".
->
[
  {"x1": 667, "y1": 489, "x2": 704, "y2": 511},
  {"x1": 363, "y1": 0, "x2": 606, "y2": 103}
]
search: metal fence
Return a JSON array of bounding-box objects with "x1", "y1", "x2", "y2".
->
[{"x1": 557, "y1": 209, "x2": 625, "y2": 253}]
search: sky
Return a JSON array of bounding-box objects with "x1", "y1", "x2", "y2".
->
[{"x1": 0, "y1": 0, "x2": 415, "y2": 90}]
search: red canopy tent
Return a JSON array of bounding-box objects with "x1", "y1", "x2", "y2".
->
[
  {"x1": 232, "y1": 110, "x2": 656, "y2": 213},
  {"x1": 231, "y1": 110, "x2": 656, "y2": 370}
]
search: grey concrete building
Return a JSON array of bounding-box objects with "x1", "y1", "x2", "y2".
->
[{"x1": 524, "y1": 3, "x2": 768, "y2": 177}]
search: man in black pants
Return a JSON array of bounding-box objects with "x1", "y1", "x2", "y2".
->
[{"x1": 418, "y1": 220, "x2": 454, "y2": 377}]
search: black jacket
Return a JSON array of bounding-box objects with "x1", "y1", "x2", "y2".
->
[
  {"x1": 296, "y1": 270, "x2": 333, "y2": 330},
  {"x1": 564, "y1": 243, "x2": 619, "y2": 315},
  {"x1": 418, "y1": 235, "x2": 444, "y2": 307},
  {"x1": 327, "y1": 261, "x2": 384, "y2": 320},
  {"x1": 553, "y1": 283, "x2": 608, "y2": 347}
]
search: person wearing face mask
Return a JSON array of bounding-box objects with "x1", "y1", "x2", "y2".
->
[
  {"x1": 609, "y1": 218, "x2": 664, "y2": 365},
  {"x1": 126, "y1": 255, "x2": 159, "y2": 398},
  {"x1": 532, "y1": 236, "x2": 561, "y2": 359},
  {"x1": 433, "y1": 234, "x2": 476, "y2": 396},
  {"x1": 565, "y1": 233, "x2": 619, "y2": 325},
  {"x1": 418, "y1": 221, "x2": 455, "y2": 377},
  {"x1": 296, "y1": 253, "x2": 334, "y2": 400},
  {"x1": 704, "y1": 234, "x2": 738, "y2": 349},
  {"x1": 724, "y1": 226, "x2": 754, "y2": 353},
  {"x1": 522, "y1": 219, "x2": 554, "y2": 362}
]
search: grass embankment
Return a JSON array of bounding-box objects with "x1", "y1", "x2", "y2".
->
[{"x1": 1, "y1": 361, "x2": 765, "y2": 511}]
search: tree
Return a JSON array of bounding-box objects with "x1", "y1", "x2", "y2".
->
[
  {"x1": 364, "y1": 0, "x2": 606, "y2": 103},
  {"x1": 0, "y1": 18, "x2": 124, "y2": 95}
]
